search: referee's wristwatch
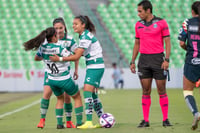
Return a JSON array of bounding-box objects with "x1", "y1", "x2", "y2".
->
[
  {"x1": 130, "y1": 61, "x2": 135, "y2": 65},
  {"x1": 165, "y1": 58, "x2": 170, "y2": 63}
]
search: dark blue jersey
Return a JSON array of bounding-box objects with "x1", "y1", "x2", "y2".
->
[{"x1": 178, "y1": 17, "x2": 200, "y2": 65}]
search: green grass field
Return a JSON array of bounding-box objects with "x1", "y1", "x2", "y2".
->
[{"x1": 0, "y1": 89, "x2": 200, "y2": 133}]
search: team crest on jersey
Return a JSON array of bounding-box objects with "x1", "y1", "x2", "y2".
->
[{"x1": 153, "y1": 24, "x2": 157, "y2": 28}]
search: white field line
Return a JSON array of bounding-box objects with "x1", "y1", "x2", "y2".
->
[
  {"x1": 0, "y1": 99, "x2": 40, "y2": 119},
  {"x1": 0, "y1": 96, "x2": 55, "y2": 119}
]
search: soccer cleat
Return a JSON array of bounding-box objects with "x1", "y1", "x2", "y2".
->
[
  {"x1": 137, "y1": 120, "x2": 150, "y2": 128},
  {"x1": 66, "y1": 121, "x2": 76, "y2": 128},
  {"x1": 94, "y1": 123, "x2": 102, "y2": 128},
  {"x1": 57, "y1": 124, "x2": 65, "y2": 129},
  {"x1": 76, "y1": 122, "x2": 84, "y2": 127},
  {"x1": 163, "y1": 119, "x2": 173, "y2": 127},
  {"x1": 77, "y1": 121, "x2": 95, "y2": 129},
  {"x1": 191, "y1": 113, "x2": 200, "y2": 130},
  {"x1": 37, "y1": 118, "x2": 45, "y2": 128}
]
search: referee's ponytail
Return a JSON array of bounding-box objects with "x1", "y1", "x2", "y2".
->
[
  {"x1": 75, "y1": 15, "x2": 96, "y2": 34},
  {"x1": 192, "y1": 1, "x2": 200, "y2": 33},
  {"x1": 23, "y1": 27, "x2": 56, "y2": 51}
]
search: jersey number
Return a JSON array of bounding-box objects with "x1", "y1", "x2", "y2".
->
[
  {"x1": 192, "y1": 41, "x2": 198, "y2": 58},
  {"x1": 47, "y1": 63, "x2": 59, "y2": 74}
]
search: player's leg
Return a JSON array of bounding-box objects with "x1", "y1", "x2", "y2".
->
[
  {"x1": 149, "y1": 52, "x2": 172, "y2": 126},
  {"x1": 55, "y1": 94, "x2": 65, "y2": 129},
  {"x1": 137, "y1": 54, "x2": 153, "y2": 128},
  {"x1": 64, "y1": 93, "x2": 76, "y2": 128},
  {"x1": 77, "y1": 68, "x2": 104, "y2": 129},
  {"x1": 92, "y1": 88, "x2": 104, "y2": 128},
  {"x1": 77, "y1": 84, "x2": 95, "y2": 129},
  {"x1": 137, "y1": 78, "x2": 152, "y2": 128},
  {"x1": 183, "y1": 64, "x2": 200, "y2": 130},
  {"x1": 49, "y1": 79, "x2": 65, "y2": 129},
  {"x1": 156, "y1": 79, "x2": 172, "y2": 127},
  {"x1": 37, "y1": 85, "x2": 52, "y2": 128},
  {"x1": 63, "y1": 78, "x2": 83, "y2": 128},
  {"x1": 183, "y1": 76, "x2": 200, "y2": 130},
  {"x1": 71, "y1": 91, "x2": 83, "y2": 127},
  {"x1": 93, "y1": 89, "x2": 104, "y2": 118}
]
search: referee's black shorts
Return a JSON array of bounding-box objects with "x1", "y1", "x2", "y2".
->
[{"x1": 137, "y1": 53, "x2": 167, "y2": 80}]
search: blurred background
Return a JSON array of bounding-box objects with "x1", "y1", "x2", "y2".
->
[{"x1": 0, "y1": 0, "x2": 196, "y2": 91}]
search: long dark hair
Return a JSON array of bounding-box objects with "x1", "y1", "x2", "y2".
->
[
  {"x1": 192, "y1": 1, "x2": 200, "y2": 33},
  {"x1": 53, "y1": 17, "x2": 67, "y2": 33},
  {"x1": 138, "y1": 0, "x2": 153, "y2": 13},
  {"x1": 23, "y1": 27, "x2": 56, "y2": 51},
  {"x1": 75, "y1": 15, "x2": 96, "y2": 34}
]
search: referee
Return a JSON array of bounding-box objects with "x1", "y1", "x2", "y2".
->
[{"x1": 130, "y1": 0, "x2": 172, "y2": 128}]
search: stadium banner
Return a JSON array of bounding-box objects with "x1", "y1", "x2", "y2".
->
[{"x1": 0, "y1": 68, "x2": 183, "y2": 92}]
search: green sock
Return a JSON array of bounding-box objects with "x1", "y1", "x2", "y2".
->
[
  {"x1": 55, "y1": 108, "x2": 63, "y2": 125},
  {"x1": 92, "y1": 92, "x2": 104, "y2": 118},
  {"x1": 84, "y1": 91, "x2": 93, "y2": 121},
  {"x1": 64, "y1": 103, "x2": 72, "y2": 121},
  {"x1": 40, "y1": 98, "x2": 49, "y2": 118},
  {"x1": 75, "y1": 106, "x2": 83, "y2": 125}
]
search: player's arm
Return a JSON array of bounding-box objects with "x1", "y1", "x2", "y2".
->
[
  {"x1": 179, "y1": 40, "x2": 187, "y2": 50},
  {"x1": 130, "y1": 38, "x2": 140, "y2": 73},
  {"x1": 74, "y1": 60, "x2": 79, "y2": 80},
  {"x1": 178, "y1": 19, "x2": 188, "y2": 51},
  {"x1": 49, "y1": 48, "x2": 84, "y2": 62},
  {"x1": 34, "y1": 55, "x2": 43, "y2": 61},
  {"x1": 161, "y1": 36, "x2": 171, "y2": 70},
  {"x1": 164, "y1": 36, "x2": 171, "y2": 60}
]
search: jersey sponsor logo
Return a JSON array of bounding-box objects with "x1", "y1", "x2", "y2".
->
[
  {"x1": 138, "y1": 26, "x2": 144, "y2": 29},
  {"x1": 188, "y1": 25, "x2": 199, "y2": 32},
  {"x1": 41, "y1": 47, "x2": 60, "y2": 54},
  {"x1": 191, "y1": 58, "x2": 200, "y2": 65}
]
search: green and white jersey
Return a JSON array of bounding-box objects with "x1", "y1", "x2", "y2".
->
[
  {"x1": 79, "y1": 30, "x2": 104, "y2": 69},
  {"x1": 37, "y1": 42, "x2": 71, "y2": 81},
  {"x1": 60, "y1": 34, "x2": 78, "y2": 53}
]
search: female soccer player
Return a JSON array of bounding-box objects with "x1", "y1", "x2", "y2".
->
[
  {"x1": 37, "y1": 17, "x2": 78, "y2": 128},
  {"x1": 50, "y1": 15, "x2": 105, "y2": 129},
  {"x1": 178, "y1": 1, "x2": 200, "y2": 130},
  {"x1": 23, "y1": 27, "x2": 83, "y2": 129}
]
